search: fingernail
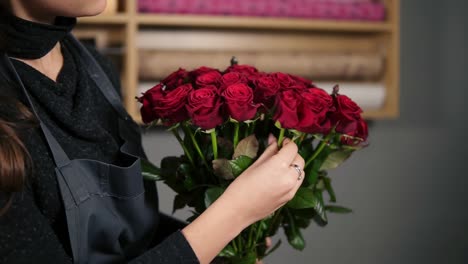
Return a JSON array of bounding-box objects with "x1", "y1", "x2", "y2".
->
[
  {"x1": 283, "y1": 138, "x2": 291, "y2": 145},
  {"x1": 268, "y1": 134, "x2": 275, "y2": 144}
]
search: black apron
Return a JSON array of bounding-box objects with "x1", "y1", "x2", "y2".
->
[{"x1": 1, "y1": 36, "x2": 158, "y2": 263}]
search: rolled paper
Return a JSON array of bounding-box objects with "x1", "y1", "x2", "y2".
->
[
  {"x1": 138, "y1": 50, "x2": 385, "y2": 81},
  {"x1": 316, "y1": 82, "x2": 386, "y2": 110}
]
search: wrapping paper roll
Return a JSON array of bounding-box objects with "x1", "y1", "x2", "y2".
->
[
  {"x1": 316, "y1": 82, "x2": 386, "y2": 110},
  {"x1": 138, "y1": 0, "x2": 386, "y2": 21},
  {"x1": 138, "y1": 50, "x2": 384, "y2": 81}
]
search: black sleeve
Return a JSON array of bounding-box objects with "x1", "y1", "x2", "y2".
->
[
  {"x1": 0, "y1": 189, "x2": 199, "y2": 264},
  {"x1": 131, "y1": 231, "x2": 199, "y2": 264},
  {"x1": 0, "y1": 190, "x2": 73, "y2": 264}
]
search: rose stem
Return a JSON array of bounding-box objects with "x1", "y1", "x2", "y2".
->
[
  {"x1": 277, "y1": 128, "x2": 285, "y2": 148},
  {"x1": 247, "y1": 222, "x2": 256, "y2": 249},
  {"x1": 305, "y1": 132, "x2": 333, "y2": 168},
  {"x1": 210, "y1": 130, "x2": 218, "y2": 160},
  {"x1": 183, "y1": 123, "x2": 210, "y2": 170},
  {"x1": 266, "y1": 207, "x2": 283, "y2": 237},
  {"x1": 233, "y1": 121, "x2": 240, "y2": 149},
  {"x1": 171, "y1": 127, "x2": 195, "y2": 166}
]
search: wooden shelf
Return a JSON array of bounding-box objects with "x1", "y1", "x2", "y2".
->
[
  {"x1": 78, "y1": 14, "x2": 130, "y2": 25},
  {"x1": 75, "y1": 0, "x2": 400, "y2": 120},
  {"x1": 137, "y1": 14, "x2": 392, "y2": 32}
]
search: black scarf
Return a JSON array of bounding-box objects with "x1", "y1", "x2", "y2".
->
[{"x1": 0, "y1": 12, "x2": 76, "y2": 59}]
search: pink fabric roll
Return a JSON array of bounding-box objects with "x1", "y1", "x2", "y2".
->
[{"x1": 138, "y1": 0, "x2": 386, "y2": 21}]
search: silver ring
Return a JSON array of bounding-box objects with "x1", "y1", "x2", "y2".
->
[{"x1": 291, "y1": 164, "x2": 303, "y2": 181}]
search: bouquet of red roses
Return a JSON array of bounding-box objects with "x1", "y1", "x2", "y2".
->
[{"x1": 138, "y1": 58, "x2": 368, "y2": 263}]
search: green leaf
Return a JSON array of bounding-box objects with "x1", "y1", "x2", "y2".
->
[
  {"x1": 323, "y1": 177, "x2": 336, "y2": 202},
  {"x1": 229, "y1": 155, "x2": 254, "y2": 177},
  {"x1": 172, "y1": 194, "x2": 187, "y2": 213},
  {"x1": 283, "y1": 208, "x2": 305, "y2": 251},
  {"x1": 160, "y1": 156, "x2": 182, "y2": 178},
  {"x1": 264, "y1": 239, "x2": 282, "y2": 258},
  {"x1": 325, "y1": 205, "x2": 353, "y2": 214},
  {"x1": 290, "y1": 208, "x2": 315, "y2": 219},
  {"x1": 287, "y1": 187, "x2": 316, "y2": 209},
  {"x1": 295, "y1": 216, "x2": 311, "y2": 229},
  {"x1": 232, "y1": 252, "x2": 257, "y2": 264},
  {"x1": 320, "y1": 149, "x2": 354, "y2": 170},
  {"x1": 183, "y1": 176, "x2": 195, "y2": 191},
  {"x1": 313, "y1": 192, "x2": 328, "y2": 226},
  {"x1": 212, "y1": 158, "x2": 235, "y2": 180},
  {"x1": 217, "y1": 136, "x2": 234, "y2": 159},
  {"x1": 274, "y1": 120, "x2": 282, "y2": 129},
  {"x1": 233, "y1": 134, "x2": 259, "y2": 159},
  {"x1": 218, "y1": 244, "x2": 236, "y2": 257},
  {"x1": 204, "y1": 187, "x2": 225, "y2": 208},
  {"x1": 304, "y1": 158, "x2": 322, "y2": 187},
  {"x1": 141, "y1": 159, "x2": 162, "y2": 181},
  {"x1": 298, "y1": 138, "x2": 314, "y2": 158}
]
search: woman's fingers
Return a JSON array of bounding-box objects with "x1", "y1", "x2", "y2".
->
[
  {"x1": 250, "y1": 135, "x2": 279, "y2": 169},
  {"x1": 274, "y1": 138, "x2": 299, "y2": 167},
  {"x1": 286, "y1": 153, "x2": 306, "y2": 199}
]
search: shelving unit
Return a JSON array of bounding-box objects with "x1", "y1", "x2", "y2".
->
[{"x1": 75, "y1": 0, "x2": 399, "y2": 122}]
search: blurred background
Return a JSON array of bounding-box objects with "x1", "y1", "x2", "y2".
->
[{"x1": 76, "y1": 0, "x2": 468, "y2": 263}]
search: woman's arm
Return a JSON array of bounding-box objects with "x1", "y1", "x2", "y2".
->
[{"x1": 182, "y1": 137, "x2": 305, "y2": 264}]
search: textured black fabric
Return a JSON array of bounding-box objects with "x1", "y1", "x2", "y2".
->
[
  {"x1": 0, "y1": 12, "x2": 76, "y2": 59},
  {"x1": 0, "y1": 18, "x2": 199, "y2": 264}
]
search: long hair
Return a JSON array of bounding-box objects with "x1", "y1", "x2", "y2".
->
[{"x1": 0, "y1": 96, "x2": 36, "y2": 215}]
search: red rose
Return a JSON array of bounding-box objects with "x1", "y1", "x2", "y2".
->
[
  {"x1": 189, "y1": 66, "x2": 217, "y2": 79},
  {"x1": 271, "y1": 72, "x2": 296, "y2": 89},
  {"x1": 225, "y1": 64, "x2": 259, "y2": 77},
  {"x1": 161, "y1": 68, "x2": 188, "y2": 90},
  {"x1": 273, "y1": 90, "x2": 300, "y2": 129},
  {"x1": 195, "y1": 70, "x2": 222, "y2": 88},
  {"x1": 253, "y1": 75, "x2": 280, "y2": 107},
  {"x1": 139, "y1": 83, "x2": 192, "y2": 125},
  {"x1": 331, "y1": 94, "x2": 362, "y2": 122},
  {"x1": 222, "y1": 83, "x2": 258, "y2": 121},
  {"x1": 296, "y1": 88, "x2": 334, "y2": 134},
  {"x1": 340, "y1": 119, "x2": 368, "y2": 145},
  {"x1": 289, "y1": 74, "x2": 315, "y2": 88},
  {"x1": 186, "y1": 86, "x2": 224, "y2": 129},
  {"x1": 220, "y1": 72, "x2": 247, "y2": 90},
  {"x1": 330, "y1": 94, "x2": 368, "y2": 143}
]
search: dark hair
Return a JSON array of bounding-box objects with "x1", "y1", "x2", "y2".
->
[{"x1": 0, "y1": 96, "x2": 36, "y2": 215}]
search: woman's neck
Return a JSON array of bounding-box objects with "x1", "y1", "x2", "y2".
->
[
  {"x1": 14, "y1": 43, "x2": 64, "y2": 82},
  {"x1": 8, "y1": 2, "x2": 64, "y2": 82}
]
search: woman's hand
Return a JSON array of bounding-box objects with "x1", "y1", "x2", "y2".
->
[
  {"x1": 221, "y1": 135, "x2": 305, "y2": 224},
  {"x1": 182, "y1": 135, "x2": 304, "y2": 264}
]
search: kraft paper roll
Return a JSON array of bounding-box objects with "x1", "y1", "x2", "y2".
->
[
  {"x1": 138, "y1": 50, "x2": 384, "y2": 81},
  {"x1": 316, "y1": 82, "x2": 386, "y2": 110}
]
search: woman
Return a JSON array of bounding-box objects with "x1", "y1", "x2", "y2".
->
[{"x1": 0, "y1": 0, "x2": 305, "y2": 263}]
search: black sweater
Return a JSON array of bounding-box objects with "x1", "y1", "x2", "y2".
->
[{"x1": 0, "y1": 36, "x2": 199, "y2": 263}]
